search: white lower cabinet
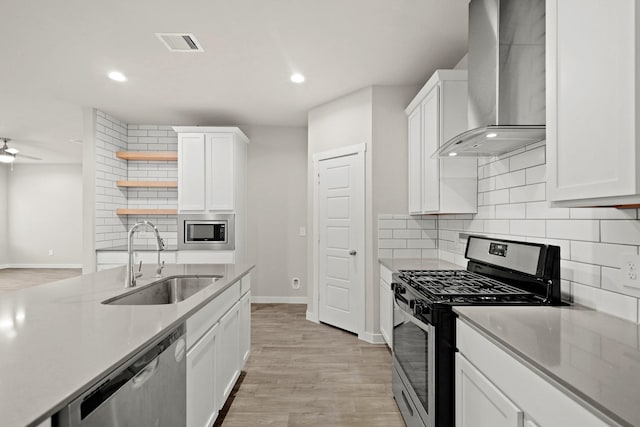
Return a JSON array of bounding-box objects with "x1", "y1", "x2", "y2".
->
[
  {"x1": 217, "y1": 301, "x2": 241, "y2": 408},
  {"x1": 379, "y1": 264, "x2": 393, "y2": 348},
  {"x1": 187, "y1": 324, "x2": 218, "y2": 427},
  {"x1": 455, "y1": 354, "x2": 523, "y2": 427},
  {"x1": 239, "y1": 290, "x2": 251, "y2": 365},
  {"x1": 456, "y1": 320, "x2": 611, "y2": 427},
  {"x1": 185, "y1": 272, "x2": 251, "y2": 426}
]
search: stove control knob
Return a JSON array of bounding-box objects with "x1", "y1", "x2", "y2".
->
[
  {"x1": 413, "y1": 300, "x2": 426, "y2": 315},
  {"x1": 394, "y1": 284, "x2": 406, "y2": 294}
]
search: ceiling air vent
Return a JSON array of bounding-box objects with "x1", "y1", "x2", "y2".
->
[{"x1": 155, "y1": 33, "x2": 204, "y2": 52}]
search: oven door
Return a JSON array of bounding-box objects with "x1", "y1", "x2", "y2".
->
[{"x1": 392, "y1": 290, "x2": 435, "y2": 427}]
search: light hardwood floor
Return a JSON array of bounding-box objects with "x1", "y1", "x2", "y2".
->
[
  {"x1": 217, "y1": 303, "x2": 404, "y2": 427},
  {"x1": 0, "y1": 268, "x2": 82, "y2": 294}
]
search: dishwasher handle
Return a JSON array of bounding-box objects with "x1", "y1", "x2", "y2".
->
[
  {"x1": 132, "y1": 357, "x2": 159, "y2": 389},
  {"x1": 77, "y1": 325, "x2": 184, "y2": 421}
]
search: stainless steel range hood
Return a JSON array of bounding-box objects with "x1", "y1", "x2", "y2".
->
[{"x1": 436, "y1": 0, "x2": 545, "y2": 158}]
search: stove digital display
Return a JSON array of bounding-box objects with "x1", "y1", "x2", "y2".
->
[{"x1": 489, "y1": 242, "x2": 508, "y2": 257}]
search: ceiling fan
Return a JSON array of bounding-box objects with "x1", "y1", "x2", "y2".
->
[{"x1": 0, "y1": 138, "x2": 42, "y2": 164}]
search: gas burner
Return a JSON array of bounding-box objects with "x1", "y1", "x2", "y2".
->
[{"x1": 398, "y1": 269, "x2": 539, "y2": 303}]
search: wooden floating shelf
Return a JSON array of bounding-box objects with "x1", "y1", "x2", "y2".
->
[
  {"x1": 116, "y1": 180, "x2": 178, "y2": 188},
  {"x1": 116, "y1": 209, "x2": 178, "y2": 215},
  {"x1": 116, "y1": 151, "x2": 178, "y2": 161}
]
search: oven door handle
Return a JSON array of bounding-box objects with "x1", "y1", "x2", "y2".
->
[
  {"x1": 406, "y1": 311, "x2": 433, "y2": 333},
  {"x1": 394, "y1": 293, "x2": 409, "y2": 305}
]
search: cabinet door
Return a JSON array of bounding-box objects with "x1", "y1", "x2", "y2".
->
[
  {"x1": 179, "y1": 133, "x2": 207, "y2": 212},
  {"x1": 239, "y1": 290, "x2": 251, "y2": 367},
  {"x1": 421, "y1": 86, "x2": 440, "y2": 213},
  {"x1": 206, "y1": 134, "x2": 235, "y2": 211},
  {"x1": 456, "y1": 354, "x2": 523, "y2": 427},
  {"x1": 187, "y1": 324, "x2": 218, "y2": 427},
  {"x1": 408, "y1": 107, "x2": 422, "y2": 213},
  {"x1": 547, "y1": 0, "x2": 638, "y2": 203},
  {"x1": 379, "y1": 278, "x2": 392, "y2": 348},
  {"x1": 217, "y1": 301, "x2": 240, "y2": 409}
]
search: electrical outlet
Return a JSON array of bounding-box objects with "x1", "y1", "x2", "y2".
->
[
  {"x1": 621, "y1": 254, "x2": 640, "y2": 289},
  {"x1": 292, "y1": 277, "x2": 301, "y2": 289}
]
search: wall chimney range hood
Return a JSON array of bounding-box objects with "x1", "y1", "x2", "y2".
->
[{"x1": 436, "y1": 0, "x2": 546, "y2": 158}]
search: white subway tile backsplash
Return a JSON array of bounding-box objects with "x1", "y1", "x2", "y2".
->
[
  {"x1": 526, "y1": 201, "x2": 570, "y2": 219},
  {"x1": 379, "y1": 239, "x2": 408, "y2": 249},
  {"x1": 486, "y1": 159, "x2": 510, "y2": 177},
  {"x1": 509, "y1": 182, "x2": 545, "y2": 203},
  {"x1": 571, "y1": 241, "x2": 637, "y2": 268},
  {"x1": 379, "y1": 219, "x2": 407, "y2": 229},
  {"x1": 601, "y1": 220, "x2": 640, "y2": 245},
  {"x1": 407, "y1": 219, "x2": 436, "y2": 229},
  {"x1": 478, "y1": 177, "x2": 495, "y2": 193},
  {"x1": 509, "y1": 146, "x2": 545, "y2": 171},
  {"x1": 379, "y1": 230, "x2": 393, "y2": 239},
  {"x1": 561, "y1": 260, "x2": 601, "y2": 288},
  {"x1": 393, "y1": 229, "x2": 422, "y2": 239},
  {"x1": 495, "y1": 170, "x2": 525, "y2": 190},
  {"x1": 573, "y1": 283, "x2": 638, "y2": 323},
  {"x1": 525, "y1": 164, "x2": 546, "y2": 184},
  {"x1": 407, "y1": 240, "x2": 436, "y2": 249},
  {"x1": 510, "y1": 219, "x2": 545, "y2": 237},
  {"x1": 485, "y1": 189, "x2": 510, "y2": 205},
  {"x1": 570, "y1": 208, "x2": 638, "y2": 220},
  {"x1": 393, "y1": 249, "x2": 422, "y2": 258},
  {"x1": 547, "y1": 220, "x2": 600, "y2": 242},
  {"x1": 495, "y1": 203, "x2": 526, "y2": 219}
]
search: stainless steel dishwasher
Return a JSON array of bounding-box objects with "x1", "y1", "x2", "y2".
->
[{"x1": 57, "y1": 324, "x2": 187, "y2": 427}]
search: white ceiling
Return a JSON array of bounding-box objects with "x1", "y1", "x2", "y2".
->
[{"x1": 0, "y1": 0, "x2": 468, "y2": 164}]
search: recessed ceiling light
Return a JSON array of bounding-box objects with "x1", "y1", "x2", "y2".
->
[
  {"x1": 108, "y1": 71, "x2": 127, "y2": 82},
  {"x1": 486, "y1": 132, "x2": 498, "y2": 138},
  {"x1": 290, "y1": 73, "x2": 305, "y2": 84}
]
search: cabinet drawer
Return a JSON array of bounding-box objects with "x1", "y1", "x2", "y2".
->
[
  {"x1": 177, "y1": 250, "x2": 235, "y2": 264},
  {"x1": 187, "y1": 281, "x2": 240, "y2": 349},
  {"x1": 240, "y1": 273, "x2": 251, "y2": 295}
]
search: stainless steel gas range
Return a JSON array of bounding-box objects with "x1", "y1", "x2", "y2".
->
[{"x1": 391, "y1": 235, "x2": 562, "y2": 427}]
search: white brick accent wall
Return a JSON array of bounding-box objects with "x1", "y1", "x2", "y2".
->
[
  {"x1": 126, "y1": 125, "x2": 178, "y2": 247},
  {"x1": 95, "y1": 111, "x2": 128, "y2": 249},
  {"x1": 94, "y1": 115, "x2": 178, "y2": 249}
]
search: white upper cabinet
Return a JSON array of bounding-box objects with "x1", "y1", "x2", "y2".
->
[
  {"x1": 175, "y1": 127, "x2": 249, "y2": 213},
  {"x1": 406, "y1": 70, "x2": 477, "y2": 214},
  {"x1": 547, "y1": 0, "x2": 640, "y2": 206}
]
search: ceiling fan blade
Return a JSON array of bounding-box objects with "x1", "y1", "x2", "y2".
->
[
  {"x1": 5, "y1": 147, "x2": 19, "y2": 154},
  {"x1": 17, "y1": 153, "x2": 42, "y2": 161}
]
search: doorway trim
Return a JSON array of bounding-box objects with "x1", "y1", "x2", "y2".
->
[{"x1": 309, "y1": 143, "x2": 366, "y2": 338}]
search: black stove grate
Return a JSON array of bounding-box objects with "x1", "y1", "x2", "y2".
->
[{"x1": 398, "y1": 269, "x2": 535, "y2": 299}]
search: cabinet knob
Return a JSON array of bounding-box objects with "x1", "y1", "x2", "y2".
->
[{"x1": 349, "y1": 250, "x2": 357, "y2": 256}]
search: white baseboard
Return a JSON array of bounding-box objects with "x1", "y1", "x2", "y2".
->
[
  {"x1": 306, "y1": 310, "x2": 319, "y2": 323},
  {"x1": 5, "y1": 264, "x2": 83, "y2": 269},
  {"x1": 0, "y1": 264, "x2": 9, "y2": 270},
  {"x1": 359, "y1": 331, "x2": 386, "y2": 345},
  {"x1": 250, "y1": 296, "x2": 308, "y2": 304}
]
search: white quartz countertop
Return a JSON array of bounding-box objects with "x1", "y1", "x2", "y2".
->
[
  {"x1": 454, "y1": 305, "x2": 640, "y2": 427},
  {"x1": 378, "y1": 258, "x2": 463, "y2": 272},
  {"x1": 0, "y1": 263, "x2": 254, "y2": 427}
]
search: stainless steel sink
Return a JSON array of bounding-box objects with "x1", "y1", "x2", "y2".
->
[{"x1": 103, "y1": 276, "x2": 221, "y2": 305}]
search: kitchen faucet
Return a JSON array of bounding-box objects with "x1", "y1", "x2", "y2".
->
[{"x1": 126, "y1": 221, "x2": 165, "y2": 288}]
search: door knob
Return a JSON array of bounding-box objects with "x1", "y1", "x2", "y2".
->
[{"x1": 349, "y1": 250, "x2": 357, "y2": 256}]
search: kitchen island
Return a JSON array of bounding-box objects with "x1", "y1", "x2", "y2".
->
[{"x1": 0, "y1": 263, "x2": 253, "y2": 427}]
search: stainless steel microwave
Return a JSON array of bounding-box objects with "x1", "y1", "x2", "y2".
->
[{"x1": 178, "y1": 214, "x2": 235, "y2": 250}]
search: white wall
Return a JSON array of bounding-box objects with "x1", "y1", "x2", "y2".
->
[
  {"x1": 7, "y1": 164, "x2": 82, "y2": 267},
  {"x1": 0, "y1": 165, "x2": 8, "y2": 266},
  {"x1": 244, "y1": 125, "x2": 307, "y2": 301}
]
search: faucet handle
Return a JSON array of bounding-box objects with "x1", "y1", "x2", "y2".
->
[
  {"x1": 156, "y1": 260, "x2": 165, "y2": 278},
  {"x1": 138, "y1": 260, "x2": 143, "y2": 272},
  {"x1": 134, "y1": 260, "x2": 143, "y2": 279}
]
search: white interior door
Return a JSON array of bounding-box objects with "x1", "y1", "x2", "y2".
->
[{"x1": 317, "y1": 151, "x2": 364, "y2": 334}]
